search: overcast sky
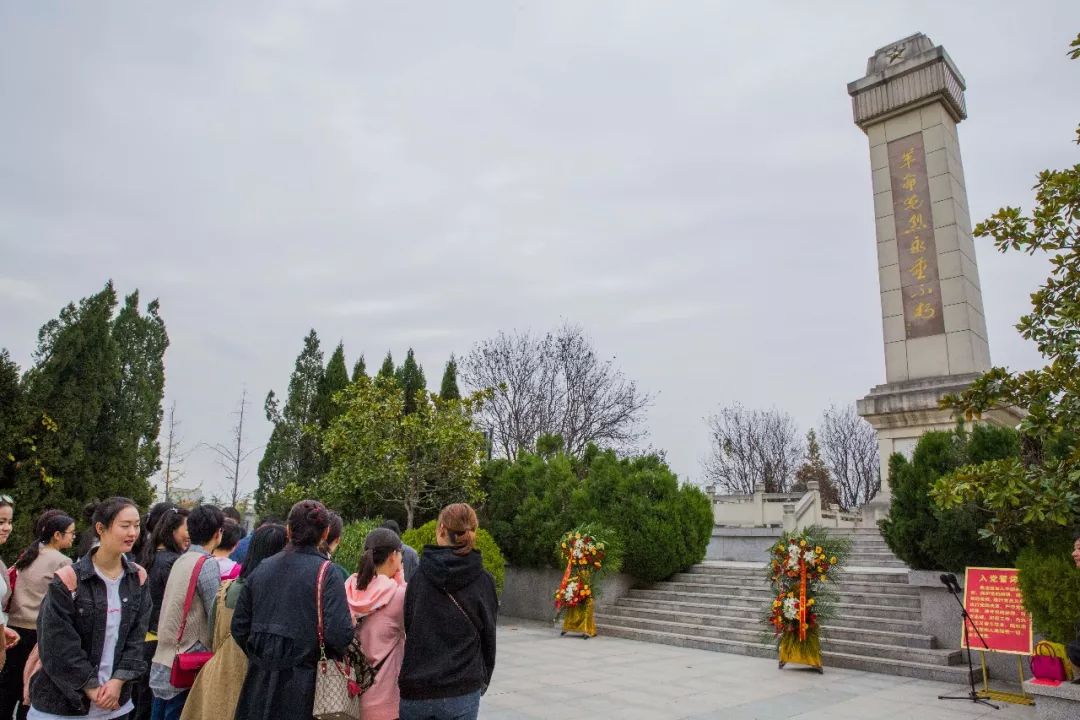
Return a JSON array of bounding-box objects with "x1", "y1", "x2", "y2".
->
[{"x1": 2, "y1": 2, "x2": 1078, "y2": 502}]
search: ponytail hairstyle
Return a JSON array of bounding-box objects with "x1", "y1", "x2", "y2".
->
[
  {"x1": 142, "y1": 506, "x2": 189, "y2": 570},
  {"x1": 438, "y1": 503, "x2": 478, "y2": 557},
  {"x1": 14, "y1": 509, "x2": 75, "y2": 570},
  {"x1": 286, "y1": 500, "x2": 330, "y2": 548},
  {"x1": 355, "y1": 527, "x2": 403, "y2": 591}
]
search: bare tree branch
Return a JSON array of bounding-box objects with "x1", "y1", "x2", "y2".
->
[
  {"x1": 158, "y1": 401, "x2": 185, "y2": 502},
  {"x1": 460, "y1": 323, "x2": 651, "y2": 458},
  {"x1": 702, "y1": 404, "x2": 803, "y2": 494},
  {"x1": 818, "y1": 404, "x2": 881, "y2": 508},
  {"x1": 205, "y1": 388, "x2": 261, "y2": 507}
]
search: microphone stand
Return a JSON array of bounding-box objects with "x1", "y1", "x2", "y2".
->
[{"x1": 938, "y1": 577, "x2": 998, "y2": 710}]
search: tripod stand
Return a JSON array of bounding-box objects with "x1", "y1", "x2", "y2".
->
[{"x1": 937, "y1": 573, "x2": 998, "y2": 710}]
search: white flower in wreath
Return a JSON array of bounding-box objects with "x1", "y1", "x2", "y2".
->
[
  {"x1": 782, "y1": 597, "x2": 799, "y2": 620},
  {"x1": 786, "y1": 544, "x2": 800, "y2": 570},
  {"x1": 803, "y1": 549, "x2": 817, "y2": 563}
]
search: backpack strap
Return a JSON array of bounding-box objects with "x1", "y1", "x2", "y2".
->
[
  {"x1": 55, "y1": 565, "x2": 77, "y2": 593},
  {"x1": 129, "y1": 561, "x2": 148, "y2": 586}
]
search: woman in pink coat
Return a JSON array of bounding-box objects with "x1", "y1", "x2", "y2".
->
[{"x1": 346, "y1": 528, "x2": 407, "y2": 720}]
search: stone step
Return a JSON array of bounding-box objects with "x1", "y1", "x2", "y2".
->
[
  {"x1": 597, "y1": 613, "x2": 960, "y2": 666},
  {"x1": 615, "y1": 596, "x2": 926, "y2": 635},
  {"x1": 603, "y1": 606, "x2": 936, "y2": 648},
  {"x1": 649, "y1": 582, "x2": 921, "y2": 609},
  {"x1": 595, "y1": 623, "x2": 974, "y2": 684},
  {"x1": 689, "y1": 565, "x2": 910, "y2": 584},
  {"x1": 624, "y1": 589, "x2": 922, "y2": 621},
  {"x1": 669, "y1": 573, "x2": 920, "y2": 598}
]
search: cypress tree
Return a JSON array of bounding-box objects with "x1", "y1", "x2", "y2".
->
[
  {"x1": 317, "y1": 343, "x2": 350, "y2": 431},
  {"x1": 396, "y1": 349, "x2": 427, "y2": 414},
  {"x1": 351, "y1": 355, "x2": 367, "y2": 383},
  {"x1": 256, "y1": 329, "x2": 325, "y2": 512},
  {"x1": 440, "y1": 355, "x2": 461, "y2": 400},
  {"x1": 19, "y1": 282, "x2": 161, "y2": 515},
  {"x1": 377, "y1": 351, "x2": 395, "y2": 380}
]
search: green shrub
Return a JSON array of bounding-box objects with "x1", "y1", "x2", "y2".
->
[
  {"x1": 571, "y1": 450, "x2": 714, "y2": 583},
  {"x1": 479, "y1": 454, "x2": 580, "y2": 568},
  {"x1": 402, "y1": 519, "x2": 506, "y2": 596},
  {"x1": 880, "y1": 426, "x2": 1018, "y2": 571},
  {"x1": 334, "y1": 518, "x2": 384, "y2": 576},
  {"x1": 1016, "y1": 544, "x2": 1080, "y2": 644}
]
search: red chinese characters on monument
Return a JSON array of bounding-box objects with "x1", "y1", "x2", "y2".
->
[
  {"x1": 962, "y1": 567, "x2": 1033, "y2": 655},
  {"x1": 887, "y1": 133, "x2": 945, "y2": 339}
]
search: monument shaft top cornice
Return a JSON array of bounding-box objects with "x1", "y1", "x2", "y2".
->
[{"x1": 848, "y1": 32, "x2": 967, "y2": 130}]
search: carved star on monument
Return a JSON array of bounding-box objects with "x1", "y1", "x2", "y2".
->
[{"x1": 886, "y1": 44, "x2": 906, "y2": 64}]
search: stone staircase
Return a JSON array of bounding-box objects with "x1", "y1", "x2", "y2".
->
[{"x1": 597, "y1": 528, "x2": 971, "y2": 682}]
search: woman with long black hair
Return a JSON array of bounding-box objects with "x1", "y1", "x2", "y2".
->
[
  {"x1": 232, "y1": 500, "x2": 353, "y2": 720},
  {"x1": 27, "y1": 497, "x2": 152, "y2": 718},
  {"x1": 131, "y1": 506, "x2": 188, "y2": 720},
  {"x1": 0, "y1": 509, "x2": 76, "y2": 720}
]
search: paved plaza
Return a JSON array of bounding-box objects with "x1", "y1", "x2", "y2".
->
[{"x1": 482, "y1": 620, "x2": 1038, "y2": 720}]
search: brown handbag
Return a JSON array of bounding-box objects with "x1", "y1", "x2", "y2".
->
[{"x1": 168, "y1": 554, "x2": 214, "y2": 689}]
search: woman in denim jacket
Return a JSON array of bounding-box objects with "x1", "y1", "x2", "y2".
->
[{"x1": 28, "y1": 498, "x2": 152, "y2": 719}]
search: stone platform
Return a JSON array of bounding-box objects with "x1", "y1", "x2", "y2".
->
[{"x1": 483, "y1": 619, "x2": 1035, "y2": 719}]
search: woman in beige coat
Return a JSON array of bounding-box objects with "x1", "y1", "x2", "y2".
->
[{"x1": 180, "y1": 524, "x2": 287, "y2": 720}]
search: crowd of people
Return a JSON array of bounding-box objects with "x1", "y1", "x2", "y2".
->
[{"x1": 0, "y1": 495, "x2": 498, "y2": 720}]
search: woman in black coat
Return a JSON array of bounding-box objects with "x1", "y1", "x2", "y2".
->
[
  {"x1": 231, "y1": 500, "x2": 354, "y2": 720},
  {"x1": 398, "y1": 503, "x2": 498, "y2": 720}
]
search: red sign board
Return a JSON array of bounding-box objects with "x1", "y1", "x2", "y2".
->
[{"x1": 962, "y1": 567, "x2": 1033, "y2": 655}]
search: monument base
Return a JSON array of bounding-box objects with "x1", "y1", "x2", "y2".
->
[{"x1": 857, "y1": 373, "x2": 1024, "y2": 516}]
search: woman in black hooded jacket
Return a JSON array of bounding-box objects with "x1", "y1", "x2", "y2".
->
[{"x1": 398, "y1": 503, "x2": 498, "y2": 720}]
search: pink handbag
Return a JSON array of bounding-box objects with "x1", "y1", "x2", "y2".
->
[{"x1": 1030, "y1": 641, "x2": 1067, "y2": 683}]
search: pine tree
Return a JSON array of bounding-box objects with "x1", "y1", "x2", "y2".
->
[
  {"x1": 351, "y1": 355, "x2": 367, "y2": 383},
  {"x1": 440, "y1": 355, "x2": 461, "y2": 400},
  {"x1": 377, "y1": 352, "x2": 395, "y2": 381},
  {"x1": 396, "y1": 349, "x2": 427, "y2": 414},
  {"x1": 0, "y1": 349, "x2": 27, "y2": 493},
  {"x1": 256, "y1": 329, "x2": 325, "y2": 513}
]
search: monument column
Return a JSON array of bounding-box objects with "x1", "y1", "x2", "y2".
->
[{"x1": 848, "y1": 33, "x2": 1020, "y2": 513}]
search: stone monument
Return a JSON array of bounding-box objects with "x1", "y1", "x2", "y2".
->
[{"x1": 847, "y1": 33, "x2": 1021, "y2": 515}]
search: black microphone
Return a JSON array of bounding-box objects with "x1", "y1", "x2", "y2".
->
[{"x1": 940, "y1": 573, "x2": 959, "y2": 592}]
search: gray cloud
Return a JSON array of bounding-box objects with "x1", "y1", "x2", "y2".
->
[{"x1": 1, "y1": 1, "x2": 1077, "y2": 501}]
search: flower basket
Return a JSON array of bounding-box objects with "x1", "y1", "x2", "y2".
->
[{"x1": 764, "y1": 526, "x2": 850, "y2": 672}]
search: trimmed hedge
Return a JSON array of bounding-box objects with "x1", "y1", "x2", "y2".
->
[
  {"x1": 480, "y1": 446, "x2": 713, "y2": 583},
  {"x1": 402, "y1": 520, "x2": 506, "y2": 596}
]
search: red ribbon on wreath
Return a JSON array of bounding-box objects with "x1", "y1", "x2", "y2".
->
[{"x1": 798, "y1": 554, "x2": 808, "y2": 642}]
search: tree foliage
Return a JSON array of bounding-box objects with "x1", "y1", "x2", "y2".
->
[
  {"x1": 933, "y1": 33, "x2": 1080, "y2": 552},
  {"x1": 460, "y1": 324, "x2": 651, "y2": 459},
  {"x1": 791, "y1": 430, "x2": 840, "y2": 508},
  {"x1": 395, "y1": 348, "x2": 427, "y2": 415},
  {"x1": 256, "y1": 329, "x2": 325, "y2": 515},
  {"x1": 881, "y1": 425, "x2": 1020, "y2": 571},
  {"x1": 1015, "y1": 543, "x2": 1080, "y2": 644},
  {"x1": 322, "y1": 374, "x2": 489, "y2": 529},
  {"x1": 702, "y1": 405, "x2": 803, "y2": 494},
  {"x1": 439, "y1": 355, "x2": 461, "y2": 400},
  {"x1": 1, "y1": 283, "x2": 166, "y2": 557}
]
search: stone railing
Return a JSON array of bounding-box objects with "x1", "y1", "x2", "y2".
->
[{"x1": 709, "y1": 481, "x2": 863, "y2": 530}]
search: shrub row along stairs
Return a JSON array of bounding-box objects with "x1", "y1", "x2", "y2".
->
[{"x1": 596, "y1": 528, "x2": 971, "y2": 682}]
